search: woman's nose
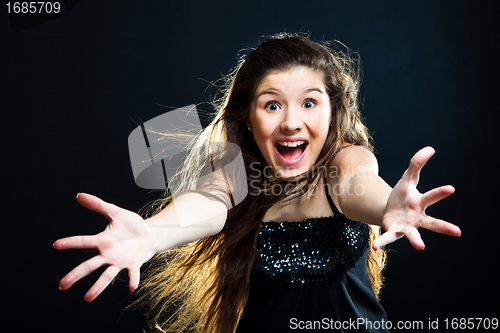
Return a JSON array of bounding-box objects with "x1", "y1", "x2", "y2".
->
[{"x1": 280, "y1": 106, "x2": 303, "y2": 132}]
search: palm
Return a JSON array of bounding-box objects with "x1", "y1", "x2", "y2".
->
[
  {"x1": 54, "y1": 193, "x2": 157, "y2": 301},
  {"x1": 373, "y1": 147, "x2": 461, "y2": 250}
]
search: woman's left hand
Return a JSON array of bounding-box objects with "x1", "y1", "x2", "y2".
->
[{"x1": 372, "y1": 147, "x2": 461, "y2": 250}]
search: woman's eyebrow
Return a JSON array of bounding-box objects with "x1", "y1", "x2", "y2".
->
[
  {"x1": 255, "y1": 89, "x2": 281, "y2": 99},
  {"x1": 303, "y1": 87, "x2": 324, "y2": 94},
  {"x1": 255, "y1": 87, "x2": 324, "y2": 99}
]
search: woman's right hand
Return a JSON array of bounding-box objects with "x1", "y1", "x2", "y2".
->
[{"x1": 53, "y1": 193, "x2": 157, "y2": 302}]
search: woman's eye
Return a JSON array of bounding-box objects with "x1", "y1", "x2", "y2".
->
[
  {"x1": 302, "y1": 99, "x2": 317, "y2": 109},
  {"x1": 265, "y1": 102, "x2": 281, "y2": 111}
]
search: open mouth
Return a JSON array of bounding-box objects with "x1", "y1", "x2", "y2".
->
[{"x1": 275, "y1": 140, "x2": 308, "y2": 161}]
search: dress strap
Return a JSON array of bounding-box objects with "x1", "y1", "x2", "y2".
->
[{"x1": 324, "y1": 175, "x2": 340, "y2": 215}]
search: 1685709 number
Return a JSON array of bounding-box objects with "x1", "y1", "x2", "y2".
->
[
  {"x1": 6, "y1": 2, "x2": 61, "y2": 14},
  {"x1": 444, "y1": 318, "x2": 498, "y2": 330}
]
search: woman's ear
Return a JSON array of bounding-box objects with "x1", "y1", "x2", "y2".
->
[{"x1": 246, "y1": 124, "x2": 252, "y2": 132}]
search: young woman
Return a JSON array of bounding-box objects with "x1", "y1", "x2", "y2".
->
[{"x1": 54, "y1": 33, "x2": 461, "y2": 332}]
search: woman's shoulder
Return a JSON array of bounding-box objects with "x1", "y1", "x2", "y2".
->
[{"x1": 327, "y1": 144, "x2": 378, "y2": 175}]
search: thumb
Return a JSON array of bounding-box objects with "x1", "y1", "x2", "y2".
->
[
  {"x1": 402, "y1": 146, "x2": 435, "y2": 185},
  {"x1": 76, "y1": 193, "x2": 119, "y2": 220}
]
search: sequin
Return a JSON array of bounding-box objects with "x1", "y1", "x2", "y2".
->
[{"x1": 253, "y1": 215, "x2": 370, "y2": 283}]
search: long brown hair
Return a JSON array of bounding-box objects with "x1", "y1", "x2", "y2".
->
[{"x1": 132, "y1": 33, "x2": 386, "y2": 333}]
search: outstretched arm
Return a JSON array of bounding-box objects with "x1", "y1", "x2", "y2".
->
[
  {"x1": 327, "y1": 146, "x2": 461, "y2": 250},
  {"x1": 53, "y1": 192, "x2": 227, "y2": 301}
]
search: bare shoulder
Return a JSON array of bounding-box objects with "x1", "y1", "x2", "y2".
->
[
  {"x1": 323, "y1": 145, "x2": 379, "y2": 214},
  {"x1": 328, "y1": 145, "x2": 379, "y2": 177}
]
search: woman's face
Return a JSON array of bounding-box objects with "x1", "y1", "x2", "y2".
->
[{"x1": 248, "y1": 66, "x2": 331, "y2": 178}]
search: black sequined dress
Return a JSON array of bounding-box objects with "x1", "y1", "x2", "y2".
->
[{"x1": 236, "y1": 187, "x2": 388, "y2": 332}]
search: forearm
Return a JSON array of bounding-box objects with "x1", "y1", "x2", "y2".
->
[
  {"x1": 338, "y1": 171, "x2": 392, "y2": 227},
  {"x1": 146, "y1": 192, "x2": 227, "y2": 253}
]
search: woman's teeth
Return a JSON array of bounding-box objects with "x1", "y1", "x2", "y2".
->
[{"x1": 277, "y1": 140, "x2": 305, "y2": 147}]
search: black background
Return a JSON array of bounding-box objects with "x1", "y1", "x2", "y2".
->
[{"x1": 2, "y1": 0, "x2": 499, "y2": 332}]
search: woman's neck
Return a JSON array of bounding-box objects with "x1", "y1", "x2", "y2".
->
[{"x1": 262, "y1": 179, "x2": 334, "y2": 222}]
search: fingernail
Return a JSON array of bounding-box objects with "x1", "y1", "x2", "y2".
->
[{"x1": 76, "y1": 193, "x2": 80, "y2": 199}]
